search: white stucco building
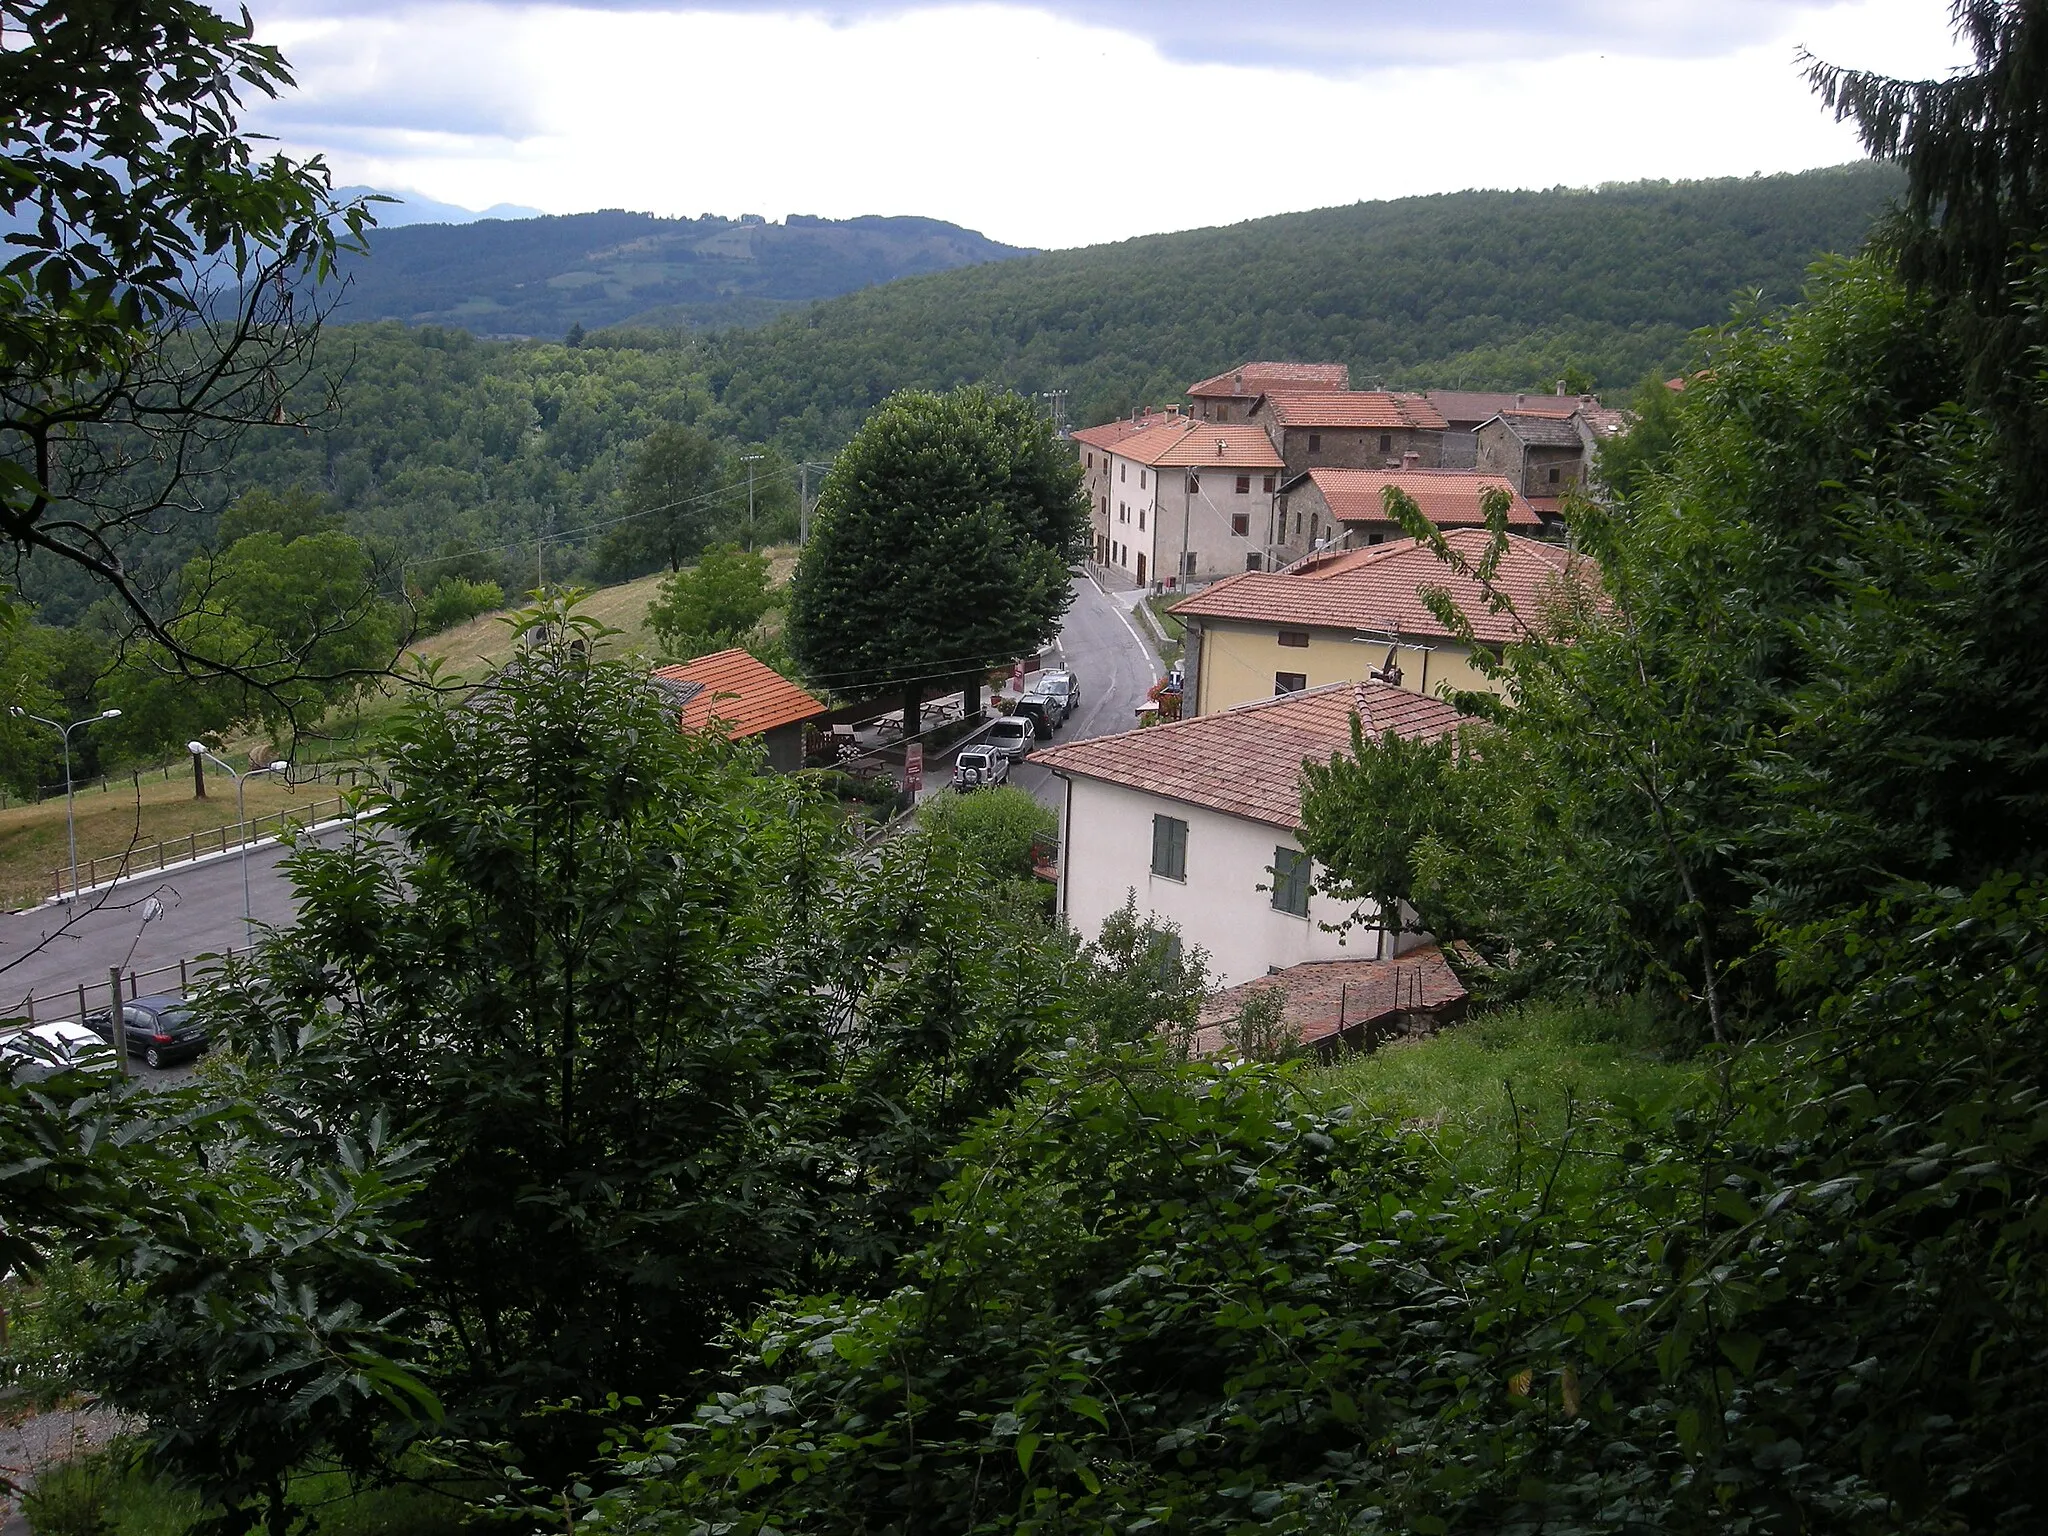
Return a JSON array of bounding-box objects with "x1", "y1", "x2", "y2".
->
[
  {"x1": 1035, "y1": 680, "x2": 1465, "y2": 987},
  {"x1": 1071, "y1": 416, "x2": 1286, "y2": 586}
]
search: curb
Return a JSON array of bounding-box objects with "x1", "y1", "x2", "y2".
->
[{"x1": 33, "y1": 811, "x2": 380, "y2": 910}]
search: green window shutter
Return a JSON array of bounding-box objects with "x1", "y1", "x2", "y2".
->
[
  {"x1": 1152, "y1": 814, "x2": 1187, "y2": 880},
  {"x1": 1272, "y1": 846, "x2": 1310, "y2": 916}
]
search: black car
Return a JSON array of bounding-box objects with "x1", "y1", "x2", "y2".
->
[{"x1": 84, "y1": 992, "x2": 208, "y2": 1069}]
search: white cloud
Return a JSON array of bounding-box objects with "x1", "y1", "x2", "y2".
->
[{"x1": 245, "y1": 0, "x2": 1972, "y2": 249}]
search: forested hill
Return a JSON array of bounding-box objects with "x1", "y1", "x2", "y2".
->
[
  {"x1": 700, "y1": 162, "x2": 1903, "y2": 449},
  {"x1": 327, "y1": 210, "x2": 1033, "y2": 336}
]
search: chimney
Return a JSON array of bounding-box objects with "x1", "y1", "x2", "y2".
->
[
  {"x1": 1514, "y1": 393, "x2": 1526, "y2": 410},
  {"x1": 1555, "y1": 379, "x2": 1566, "y2": 395},
  {"x1": 1215, "y1": 438, "x2": 1227, "y2": 457},
  {"x1": 1233, "y1": 371, "x2": 1244, "y2": 390}
]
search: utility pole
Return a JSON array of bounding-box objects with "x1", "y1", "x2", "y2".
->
[
  {"x1": 798, "y1": 462, "x2": 809, "y2": 548},
  {"x1": 742, "y1": 454, "x2": 763, "y2": 550}
]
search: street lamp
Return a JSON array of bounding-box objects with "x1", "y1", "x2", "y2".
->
[
  {"x1": 186, "y1": 744, "x2": 288, "y2": 946},
  {"x1": 12, "y1": 706, "x2": 121, "y2": 902}
]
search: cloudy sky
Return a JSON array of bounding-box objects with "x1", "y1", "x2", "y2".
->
[{"x1": 245, "y1": 1, "x2": 1970, "y2": 250}]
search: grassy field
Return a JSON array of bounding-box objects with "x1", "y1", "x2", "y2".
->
[
  {"x1": 0, "y1": 771, "x2": 337, "y2": 911},
  {"x1": 1305, "y1": 996, "x2": 1708, "y2": 1175}
]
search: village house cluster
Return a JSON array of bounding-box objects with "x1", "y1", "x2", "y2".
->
[{"x1": 1044, "y1": 360, "x2": 1616, "y2": 1047}]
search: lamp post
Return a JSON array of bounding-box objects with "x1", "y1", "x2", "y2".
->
[
  {"x1": 11, "y1": 706, "x2": 121, "y2": 902},
  {"x1": 186, "y1": 744, "x2": 288, "y2": 946}
]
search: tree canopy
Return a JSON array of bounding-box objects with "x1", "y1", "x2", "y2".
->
[{"x1": 787, "y1": 386, "x2": 1086, "y2": 726}]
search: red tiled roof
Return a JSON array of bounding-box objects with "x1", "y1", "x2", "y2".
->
[
  {"x1": 1035, "y1": 680, "x2": 1462, "y2": 830},
  {"x1": 1168, "y1": 528, "x2": 1596, "y2": 646},
  {"x1": 1109, "y1": 419, "x2": 1284, "y2": 470},
  {"x1": 652, "y1": 649, "x2": 825, "y2": 739},
  {"x1": 1255, "y1": 391, "x2": 1449, "y2": 431},
  {"x1": 1188, "y1": 361, "x2": 1350, "y2": 399},
  {"x1": 1073, "y1": 412, "x2": 1181, "y2": 452},
  {"x1": 1191, "y1": 946, "x2": 1468, "y2": 1056},
  {"x1": 1425, "y1": 389, "x2": 1591, "y2": 422},
  {"x1": 1302, "y1": 467, "x2": 1542, "y2": 529}
]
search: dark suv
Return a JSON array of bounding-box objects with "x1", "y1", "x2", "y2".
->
[{"x1": 84, "y1": 993, "x2": 208, "y2": 1069}]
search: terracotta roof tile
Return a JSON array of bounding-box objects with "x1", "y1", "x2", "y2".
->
[
  {"x1": 1256, "y1": 391, "x2": 1448, "y2": 431},
  {"x1": 1425, "y1": 389, "x2": 1592, "y2": 422},
  {"x1": 1168, "y1": 528, "x2": 1595, "y2": 646},
  {"x1": 1188, "y1": 361, "x2": 1350, "y2": 399},
  {"x1": 1072, "y1": 412, "x2": 1181, "y2": 452},
  {"x1": 652, "y1": 649, "x2": 825, "y2": 739},
  {"x1": 1301, "y1": 467, "x2": 1542, "y2": 529},
  {"x1": 1110, "y1": 419, "x2": 1284, "y2": 469},
  {"x1": 1035, "y1": 680, "x2": 1461, "y2": 830},
  {"x1": 1192, "y1": 946, "x2": 1468, "y2": 1056}
]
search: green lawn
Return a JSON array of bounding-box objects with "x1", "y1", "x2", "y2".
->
[{"x1": 1305, "y1": 996, "x2": 1708, "y2": 1176}]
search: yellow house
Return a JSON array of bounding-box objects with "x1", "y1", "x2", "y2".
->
[{"x1": 1170, "y1": 529, "x2": 1594, "y2": 715}]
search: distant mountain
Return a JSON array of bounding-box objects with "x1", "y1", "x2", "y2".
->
[
  {"x1": 326, "y1": 211, "x2": 1034, "y2": 337},
  {"x1": 334, "y1": 186, "x2": 545, "y2": 228}
]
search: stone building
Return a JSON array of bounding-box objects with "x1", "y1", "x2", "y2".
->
[
  {"x1": 1186, "y1": 361, "x2": 1349, "y2": 423},
  {"x1": 1248, "y1": 391, "x2": 1448, "y2": 478}
]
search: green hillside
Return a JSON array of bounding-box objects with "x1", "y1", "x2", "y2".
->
[
  {"x1": 328, "y1": 210, "x2": 1033, "y2": 336},
  {"x1": 700, "y1": 163, "x2": 1903, "y2": 449},
  {"x1": 14, "y1": 165, "x2": 1903, "y2": 626}
]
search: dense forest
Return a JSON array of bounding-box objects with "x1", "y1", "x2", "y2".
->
[
  {"x1": 325, "y1": 210, "x2": 1032, "y2": 335},
  {"x1": 699, "y1": 161, "x2": 1904, "y2": 447}
]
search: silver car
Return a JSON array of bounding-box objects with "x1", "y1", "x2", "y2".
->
[{"x1": 985, "y1": 716, "x2": 1036, "y2": 760}]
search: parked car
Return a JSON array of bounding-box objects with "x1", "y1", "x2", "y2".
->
[
  {"x1": 1039, "y1": 670, "x2": 1080, "y2": 718},
  {"x1": 83, "y1": 992, "x2": 208, "y2": 1069},
  {"x1": 1015, "y1": 693, "x2": 1059, "y2": 739},
  {"x1": 984, "y1": 715, "x2": 1036, "y2": 761},
  {"x1": 1, "y1": 1021, "x2": 118, "y2": 1083},
  {"x1": 952, "y1": 746, "x2": 1010, "y2": 792}
]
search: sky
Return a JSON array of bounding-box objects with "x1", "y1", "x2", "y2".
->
[{"x1": 244, "y1": 1, "x2": 1974, "y2": 250}]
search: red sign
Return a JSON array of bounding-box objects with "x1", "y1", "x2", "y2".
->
[{"x1": 905, "y1": 742, "x2": 923, "y2": 794}]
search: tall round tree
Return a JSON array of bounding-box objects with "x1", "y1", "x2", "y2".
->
[{"x1": 788, "y1": 388, "x2": 1086, "y2": 732}]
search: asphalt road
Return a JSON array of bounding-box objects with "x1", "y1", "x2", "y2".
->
[
  {"x1": 1, "y1": 573, "x2": 1158, "y2": 1022},
  {"x1": 0, "y1": 819, "x2": 369, "y2": 1018},
  {"x1": 1008, "y1": 571, "x2": 1162, "y2": 813}
]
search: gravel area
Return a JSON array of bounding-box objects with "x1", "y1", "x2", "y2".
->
[{"x1": 0, "y1": 1401, "x2": 136, "y2": 1533}]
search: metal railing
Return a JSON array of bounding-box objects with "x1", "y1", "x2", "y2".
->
[
  {"x1": 47, "y1": 795, "x2": 357, "y2": 901},
  {"x1": 6, "y1": 946, "x2": 252, "y2": 1030}
]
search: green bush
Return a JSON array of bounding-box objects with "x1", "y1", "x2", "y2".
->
[
  {"x1": 415, "y1": 577, "x2": 504, "y2": 635},
  {"x1": 916, "y1": 784, "x2": 1054, "y2": 885}
]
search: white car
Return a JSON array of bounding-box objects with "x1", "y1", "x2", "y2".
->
[{"x1": 2, "y1": 1020, "x2": 119, "y2": 1083}]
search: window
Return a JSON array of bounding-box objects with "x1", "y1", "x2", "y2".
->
[
  {"x1": 1310, "y1": 515, "x2": 1320, "y2": 543},
  {"x1": 1378, "y1": 433, "x2": 1392, "y2": 453},
  {"x1": 1278, "y1": 629, "x2": 1309, "y2": 648},
  {"x1": 1275, "y1": 671, "x2": 1307, "y2": 695},
  {"x1": 1120, "y1": 462, "x2": 1127, "y2": 482},
  {"x1": 1140, "y1": 469, "x2": 1148, "y2": 489},
  {"x1": 1368, "y1": 533, "x2": 1385, "y2": 546},
  {"x1": 1230, "y1": 512, "x2": 1250, "y2": 536},
  {"x1": 1271, "y1": 847, "x2": 1312, "y2": 917},
  {"x1": 1187, "y1": 471, "x2": 1200, "y2": 494},
  {"x1": 1138, "y1": 509, "x2": 1146, "y2": 531},
  {"x1": 1548, "y1": 466, "x2": 1561, "y2": 483},
  {"x1": 1307, "y1": 432, "x2": 1322, "y2": 454},
  {"x1": 1235, "y1": 474, "x2": 1251, "y2": 494},
  {"x1": 1263, "y1": 475, "x2": 1276, "y2": 493},
  {"x1": 1182, "y1": 550, "x2": 1197, "y2": 575},
  {"x1": 1086, "y1": 453, "x2": 1094, "y2": 470},
  {"x1": 1151, "y1": 814, "x2": 1188, "y2": 880},
  {"x1": 1246, "y1": 551, "x2": 1263, "y2": 571}
]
